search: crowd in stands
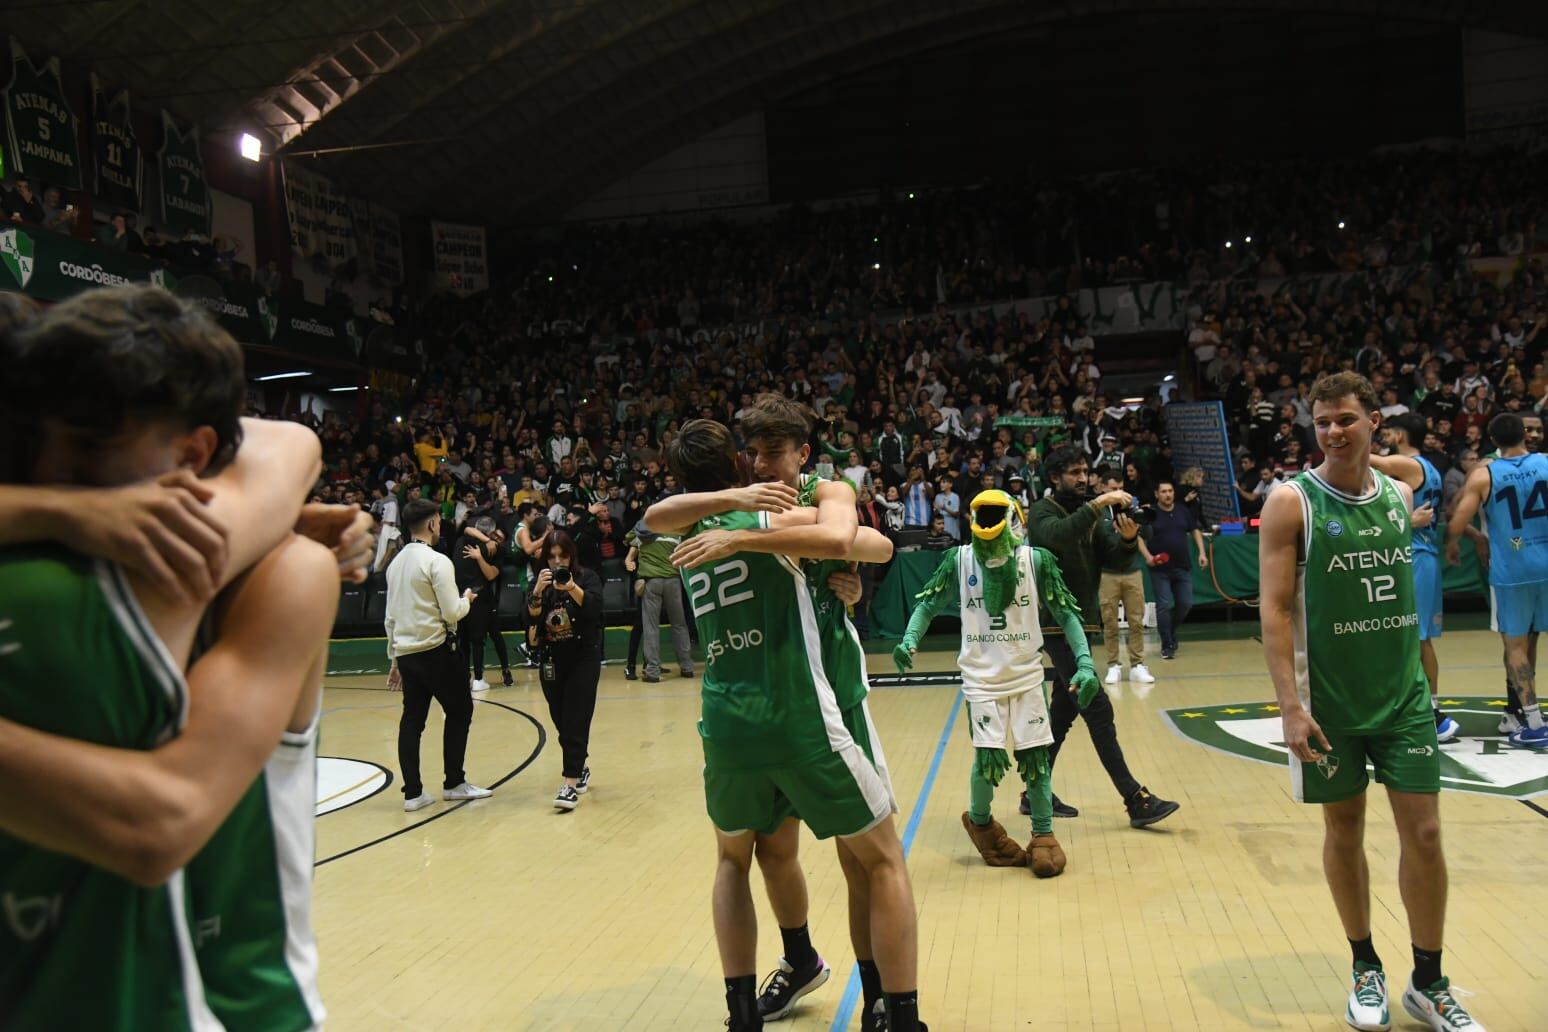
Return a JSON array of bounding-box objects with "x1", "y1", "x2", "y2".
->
[{"x1": 249, "y1": 144, "x2": 1548, "y2": 625}]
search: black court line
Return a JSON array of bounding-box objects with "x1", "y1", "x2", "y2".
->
[
  {"x1": 315, "y1": 700, "x2": 547, "y2": 867},
  {"x1": 315, "y1": 758, "x2": 394, "y2": 817},
  {"x1": 1522, "y1": 799, "x2": 1548, "y2": 821}
]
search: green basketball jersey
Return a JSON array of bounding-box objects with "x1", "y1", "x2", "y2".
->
[
  {"x1": 1288, "y1": 471, "x2": 1429, "y2": 732},
  {"x1": 797, "y1": 475, "x2": 868, "y2": 711},
  {"x1": 184, "y1": 608, "x2": 325, "y2": 1031},
  {"x1": 682, "y1": 510, "x2": 850, "y2": 769},
  {"x1": 0, "y1": 545, "x2": 217, "y2": 1030}
]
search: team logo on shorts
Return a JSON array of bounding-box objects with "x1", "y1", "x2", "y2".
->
[
  {"x1": 1325, "y1": 519, "x2": 1344, "y2": 537},
  {"x1": 968, "y1": 574, "x2": 978, "y2": 587},
  {"x1": 1511, "y1": 536, "x2": 1524, "y2": 551},
  {"x1": 1166, "y1": 700, "x2": 1548, "y2": 799}
]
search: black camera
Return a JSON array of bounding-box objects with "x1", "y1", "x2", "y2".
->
[
  {"x1": 552, "y1": 566, "x2": 572, "y2": 586},
  {"x1": 1125, "y1": 500, "x2": 1155, "y2": 525}
]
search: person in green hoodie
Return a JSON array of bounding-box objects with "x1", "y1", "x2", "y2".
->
[{"x1": 1022, "y1": 445, "x2": 1180, "y2": 829}]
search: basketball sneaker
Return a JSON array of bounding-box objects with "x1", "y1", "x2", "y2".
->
[
  {"x1": 1130, "y1": 663, "x2": 1155, "y2": 684},
  {"x1": 1498, "y1": 712, "x2": 1522, "y2": 735},
  {"x1": 501, "y1": 667, "x2": 514, "y2": 687},
  {"x1": 554, "y1": 785, "x2": 580, "y2": 811},
  {"x1": 1506, "y1": 724, "x2": 1548, "y2": 751},
  {"x1": 403, "y1": 793, "x2": 434, "y2": 813},
  {"x1": 865, "y1": 999, "x2": 888, "y2": 1032},
  {"x1": 1401, "y1": 976, "x2": 1484, "y2": 1031},
  {"x1": 470, "y1": 678, "x2": 490, "y2": 694},
  {"x1": 575, "y1": 767, "x2": 592, "y2": 794},
  {"x1": 1105, "y1": 664, "x2": 1122, "y2": 685},
  {"x1": 1434, "y1": 711, "x2": 1460, "y2": 744},
  {"x1": 755, "y1": 955, "x2": 830, "y2": 1020},
  {"x1": 1345, "y1": 964, "x2": 1389, "y2": 1031}
]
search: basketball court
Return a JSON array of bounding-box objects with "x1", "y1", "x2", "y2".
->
[{"x1": 308, "y1": 622, "x2": 1543, "y2": 1030}]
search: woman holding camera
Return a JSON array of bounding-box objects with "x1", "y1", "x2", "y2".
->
[{"x1": 527, "y1": 529, "x2": 604, "y2": 810}]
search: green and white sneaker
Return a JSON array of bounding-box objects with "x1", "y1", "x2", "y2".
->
[
  {"x1": 1345, "y1": 965, "x2": 1390, "y2": 1031},
  {"x1": 1402, "y1": 976, "x2": 1484, "y2": 1031}
]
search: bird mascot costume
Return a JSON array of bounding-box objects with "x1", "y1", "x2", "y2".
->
[{"x1": 894, "y1": 490, "x2": 1100, "y2": 877}]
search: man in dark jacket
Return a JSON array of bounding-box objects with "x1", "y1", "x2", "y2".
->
[{"x1": 1023, "y1": 445, "x2": 1180, "y2": 828}]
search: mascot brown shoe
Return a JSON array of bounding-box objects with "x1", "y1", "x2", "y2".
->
[
  {"x1": 961, "y1": 812, "x2": 1027, "y2": 867},
  {"x1": 1027, "y1": 833, "x2": 1067, "y2": 878}
]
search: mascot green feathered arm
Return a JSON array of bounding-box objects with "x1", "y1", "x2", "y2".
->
[
  {"x1": 893, "y1": 547, "x2": 961, "y2": 672},
  {"x1": 1033, "y1": 546, "x2": 1101, "y2": 709}
]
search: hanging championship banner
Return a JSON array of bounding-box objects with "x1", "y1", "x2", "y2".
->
[
  {"x1": 350, "y1": 198, "x2": 402, "y2": 284},
  {"x1": 3, "y1": 38, "x2": 82, "y2": 189},
  {"x1": 284, "y1": 161, "x2": 357, "y2": 267},
  {"x1": 157, "y1": 111, "x2": 210, "y2": 235},
  {"x1": 431, "y1": 221, "x2": 488, "y2": 295},
  {"x1": 90, "y1": 75, "x2": 142, "y2": 211}
]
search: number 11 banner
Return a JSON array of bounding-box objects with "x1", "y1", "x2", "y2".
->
[
  {"x1": 92, "y1": 75, "x2": 142, "y2": 212},
  {"x1": 158, "y1": 109, "x2": 210, "y2": 236},
  {"x1": 3, "y1": 37, "x2": 83, "y2": 190}
]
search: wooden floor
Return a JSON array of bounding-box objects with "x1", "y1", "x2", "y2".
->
[{"x1": 312, "y1": 629, "x2": 1545, "y2": 1031}]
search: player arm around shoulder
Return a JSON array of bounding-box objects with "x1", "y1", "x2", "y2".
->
[
  {"x1": 1258, "y1": 486, "x2": 1332, "y2": 763},
  {"x1": 1444, "y1": 463, "x2": 1491, "y2": 566},
  {"x1": 642, "y1": 481, "x2": 800, "y2": 535},
  {"x1": 0, "y1": 535, "x2": 339, "y2": 886}
]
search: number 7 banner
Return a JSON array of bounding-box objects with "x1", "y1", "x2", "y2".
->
[{"x1": 158, "y1": 109, "x2": 210, "y2": 236}]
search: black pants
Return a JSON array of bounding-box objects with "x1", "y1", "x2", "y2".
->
[
  {"x1": 540, "y1": 648, "x2": 601, "y2": 778},
  {"x1": 461, "y1": 602, "x2": 508, "y2": 678},
  {"x1": 397, "y1": 639, "x2": 473, "y2": 798},
  {"x1": 1043, "y1": 634, "x2": 1142, "y2": 801},
  {"x1": 626, "y1": 594, "x2": 643, "y2": 672}
]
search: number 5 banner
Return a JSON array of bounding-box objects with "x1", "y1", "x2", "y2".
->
[
  {"x1": 158, "y1": 110, "x2": 210, "y2": 236},
  {"x1": 3, "y1": 37, "x2": 83, "y2": 189}
]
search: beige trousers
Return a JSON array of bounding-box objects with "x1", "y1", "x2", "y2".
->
[{"x1": 1098, "y1": 569, "x2": 1146, "y2": 666}]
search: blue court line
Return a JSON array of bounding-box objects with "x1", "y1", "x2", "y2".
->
[{"x1": 829, "y1": 694, "x2": 960, "y2": 1032}]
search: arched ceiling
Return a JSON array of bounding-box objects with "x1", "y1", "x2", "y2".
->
[{"x1": 19, "y1": 1, "x2": 1548, "y2": 222}]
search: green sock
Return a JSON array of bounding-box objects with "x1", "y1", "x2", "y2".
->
[
  {"x1": 1016, "y1": 747, "x2": 1053, "y2": 835},
  {"x1": 968, "y1": 765, "x2": 994, "y2": 825}
]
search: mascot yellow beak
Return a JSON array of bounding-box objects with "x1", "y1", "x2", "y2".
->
[{"x1": 970, "y1": 489, "x2": 1024, "y2": 541}]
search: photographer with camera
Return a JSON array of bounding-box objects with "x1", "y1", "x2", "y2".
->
[
  {"x1": 1096, "y1": 475, "x2": 1154, "y2": 687},
  {"x1": 1022, "y1": 446, "x2": 1179, "y2": 828},
  {"x1": 1147, "y1": 480, "x2": 1207, "y2": 661},
  {"x1": 527, "y1": 528, "x2": 604, "y2": 811}
]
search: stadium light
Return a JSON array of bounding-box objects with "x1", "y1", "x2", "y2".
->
[
  {"x1": 329, "y1": 386, "x2": 361, "y2": 392},
  {"x1": 872, "y1": 262, "x2": 880, "y2": 270},
  {"x1": 1163, "y1": 373, "x2": 1176, "y2": 382},
  {"x1": 239, "y1": 133, "x2": 261, "y2": 162},
  {"x1": 1337, "y1": 220, "x2": 1345, "y2": 230},
  {"x1": 255, "y1": 371, "x2": 310, "y2": 381},
  {"x1": 1224, "y1": 240, "x2": 1232, "y2": 248},
  {"x1": 1244, "y1": 235, "x2": 1252, "y2": 243}
]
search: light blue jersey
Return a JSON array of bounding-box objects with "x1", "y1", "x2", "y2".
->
[
  {"x1": 1411, "y1": 455, "x2": 1442, "y2": 555},
  {"x1": 1482, "y1": 452, "x2": 1548, "y2": 586}
]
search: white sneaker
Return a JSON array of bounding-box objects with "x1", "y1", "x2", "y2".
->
[
  {"x1": 1401, "y1": 975, "x2": 1483, "y2": 1031},
  {"x1": 1346, "y1": 966, "x2": 1390, "y2": 1031},
  {"x1": 1498, "y1": 712, "x2": 1522, "y2": 735},
  {"x1": 443, "y1": 781, "x2": 492, "y2": 801},
  {"x1": 1130, "y1": 663, "x2": 1155, "y2": 684},
  {"x1": 1105, "y1": 664, "x2": 1122, "y2": 685},
  {"x1": 470, "y1": 678, "x2": 490, "y2": 693},
  {"x1": 404, "y1": 793, "x2": 434, "y2": 812}
]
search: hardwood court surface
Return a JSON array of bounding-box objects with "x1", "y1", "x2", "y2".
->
[{"x1": 312, "y1": 629, "x2": 1544, "y2": 1031}]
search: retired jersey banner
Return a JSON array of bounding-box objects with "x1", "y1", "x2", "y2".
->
[
  {"x1": 431, "y1": 221, "x2": 488, "y2": 295},
  {"x1": 284, "y1": 161, "x2": 357, "y2": 266},
  {"x1": 0, "y1": 223, "x2": 171, "y2": 301},
  {"x1": 91, "y1": 76, "x2": 142, "y2": 211},
  {"x1": 157, "y1": 111, "x2": 210, "y2": 236},
  {"x1": 351, "y1": 198, "x2": 402, "y2": 284},
  {"x1": 3, "y1": 39, "x2": 82, "y2": 189}
]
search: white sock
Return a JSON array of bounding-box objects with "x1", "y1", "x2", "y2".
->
[{"x1": 1526, "y1": 704, "x2": 1544, "y2": 730}]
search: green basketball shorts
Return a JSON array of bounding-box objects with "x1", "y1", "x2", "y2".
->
[
  {"x1": 1290, "y1": 715, "x2": 1441, "y2": 803},
  {"x1": 703, "y1": 701, "x2": 897, "y2": 840}
]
